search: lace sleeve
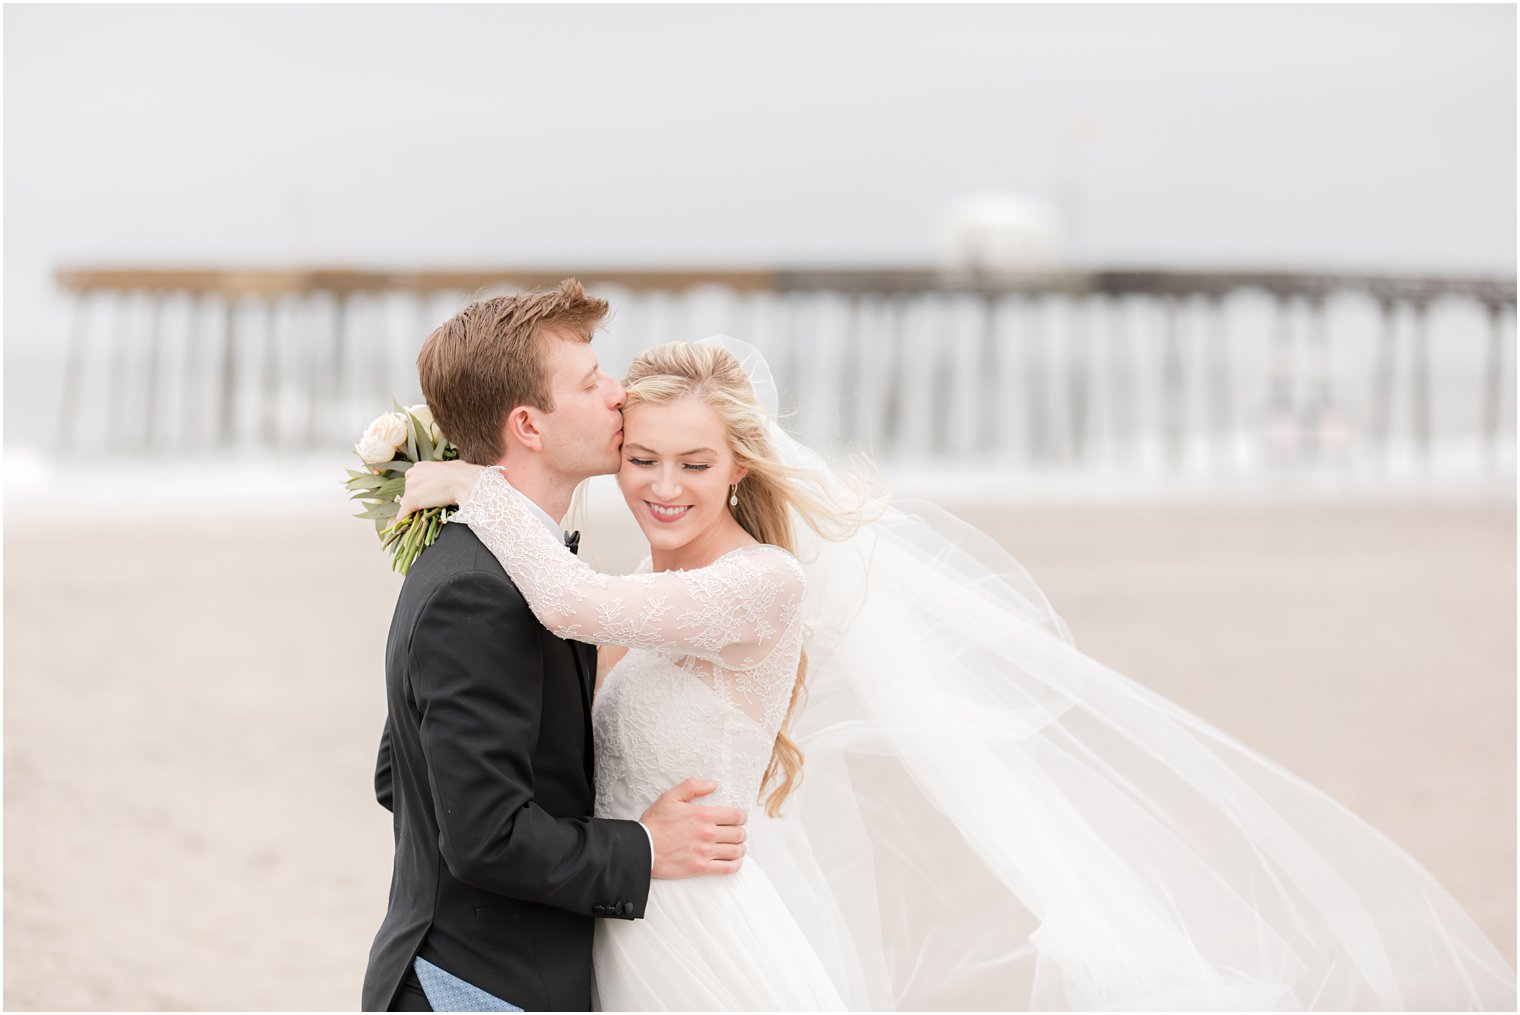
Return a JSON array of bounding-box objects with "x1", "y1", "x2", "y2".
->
[{"x1": 461, "y1": 467, "x2": 804, "y2": 669}]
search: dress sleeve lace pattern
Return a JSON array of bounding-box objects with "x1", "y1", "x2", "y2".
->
[{"x1": 459, "y1": 467, "x2": 806, "y2": 730}]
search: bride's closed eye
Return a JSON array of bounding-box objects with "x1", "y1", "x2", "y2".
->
[{"x1": 626, "y1": 457, "x2": 710, "y2": 471}]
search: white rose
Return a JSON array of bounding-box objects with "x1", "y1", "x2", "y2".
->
[
  {"x1": 406, "y1": 403, "x2": 444, "y2": 443},
  {"x1": 355, "y1": 433, "x2": 397, "y2": 465},
  {"x1": 366, "y1": 411, "x2": 409, "y2": 449}
]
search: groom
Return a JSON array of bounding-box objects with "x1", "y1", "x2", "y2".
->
[{"x1": 363, "y1": 280, "x2": 748, "y2": 1012}]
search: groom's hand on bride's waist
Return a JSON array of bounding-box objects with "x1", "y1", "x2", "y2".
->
[{"x1": 640, "y1": 778, "x2": 747, "y2": 880}]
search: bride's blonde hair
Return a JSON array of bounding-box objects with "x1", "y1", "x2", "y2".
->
[{"x1": 622, "y1": 341, "x2": 868, "y2": 817}]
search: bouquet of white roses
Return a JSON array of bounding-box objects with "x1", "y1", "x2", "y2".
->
[{"x1": 345, "y1": 403, "x2": 457, "y2": 575}]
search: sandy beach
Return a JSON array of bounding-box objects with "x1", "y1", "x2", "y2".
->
[{"x1": 4, "y1": 495, "x2": 1514, "y2": 1010}]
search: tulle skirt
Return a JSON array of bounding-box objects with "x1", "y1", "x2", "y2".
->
[{"x1": 592, "y1": 859, "x2": 846, "y2": 1011}]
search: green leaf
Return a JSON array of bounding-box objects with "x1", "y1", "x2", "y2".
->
[
  {"x1": 410, "y1": 411, "x2": 437, "y2": 461},
  {"x1": 357, "y1": 501, "x2": 400, "y2": 520},
  {"x1": 344, "y1": 473, "x2": 388, "y2": 492},
  {"x1": 375, "y1": 476, "x2": 406, "y2": 501}
]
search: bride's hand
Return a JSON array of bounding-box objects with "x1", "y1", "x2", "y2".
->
[{"x1": 400, "y1": 460, "x2": 485, "y2": 518}]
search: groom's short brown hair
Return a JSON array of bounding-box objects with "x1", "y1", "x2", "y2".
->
[{"x1": 418, "y1": 278, "x2": 609, "y2": 464}]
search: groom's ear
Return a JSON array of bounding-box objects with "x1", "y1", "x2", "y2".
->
[{"x1": 503, "y1": 406, "x2": 544, "y2": 453}]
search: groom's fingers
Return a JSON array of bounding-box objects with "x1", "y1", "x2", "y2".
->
[
  {"x1": 712, "y1": 824, "x2": 746, "y2": 845},
  {"x1": 708, "y1": 843, "x2": 745, "y2": 862},
  {"x1": 706, "y1": 859, "x2": 743, "y2": 876},
  {"x1": 701, "y1": 806, "x2": 747, "y2": 828},
  {"x1": 669, "y1": 778, "x2": 720, "y2": 802}
]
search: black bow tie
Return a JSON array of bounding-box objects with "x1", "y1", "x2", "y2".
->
[{"x1": 563, "y1": 530, "x2": 580, "y2": 555}]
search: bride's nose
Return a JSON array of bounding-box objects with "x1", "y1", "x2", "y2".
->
[{"x1": 650, "y1": 470, "x2": 683, "y2": 502}]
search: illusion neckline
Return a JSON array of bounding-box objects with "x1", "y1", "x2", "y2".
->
[{"x1": 656, "y1": 542, "x2": 794, "y2": 574}]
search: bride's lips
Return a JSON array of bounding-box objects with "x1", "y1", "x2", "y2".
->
[{"x1": 645, "y1": 501, "x2": 692, "y2": 524}]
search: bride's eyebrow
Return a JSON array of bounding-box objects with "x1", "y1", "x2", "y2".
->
[{"x1": 624, "y1": 443, "x2": 716, "y2": 456}]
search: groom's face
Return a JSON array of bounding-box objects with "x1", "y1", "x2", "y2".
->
[{"x1": 535, "y1": 333, "x2": 627, "y2": 479}]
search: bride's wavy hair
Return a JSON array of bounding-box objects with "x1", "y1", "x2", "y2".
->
[{"x1": 622, "y1": 341, "x2": 871, "y2": 817}]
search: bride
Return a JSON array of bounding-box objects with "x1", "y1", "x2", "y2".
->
[{"x1": 400, "y1": 338, "x2": 1515, "y2": 1011}]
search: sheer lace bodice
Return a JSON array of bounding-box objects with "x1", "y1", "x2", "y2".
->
[{"x1": 459, "y1": 467, "x2": 806, "y2": 811}]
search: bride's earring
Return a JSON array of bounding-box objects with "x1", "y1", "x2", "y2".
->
[{"x1": 729, "y1": 484, "x2": 739, "y2": 507}]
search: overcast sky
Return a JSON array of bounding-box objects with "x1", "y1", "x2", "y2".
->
[{"x1": 4, "y1": 4, "x2": 1515, "y2": 368}]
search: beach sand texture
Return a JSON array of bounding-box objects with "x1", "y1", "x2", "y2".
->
[{"x1": 4, "y1": 501, "x2": 1514, "y2": 1010}]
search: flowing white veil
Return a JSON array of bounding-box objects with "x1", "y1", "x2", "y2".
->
[{"x1": 698, "y1": 336, "x2": 1516, "y2": 1011}]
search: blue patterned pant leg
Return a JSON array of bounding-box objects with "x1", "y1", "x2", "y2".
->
[{"x1": 412, "y1": 956, "x2": 522, "y2": 1012}]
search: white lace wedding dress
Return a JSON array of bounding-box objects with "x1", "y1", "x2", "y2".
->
[{"x1": 459, "y1": 466, "x2": 847, "y2": 1010}]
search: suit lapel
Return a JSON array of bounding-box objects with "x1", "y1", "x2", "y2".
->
[
  {"x1": 561, "y1": 531, "x2": 596, "y2": 761},
  {"x1": 571, "y1": 640, "x2": 595, "y2": 714},
  {"x1": 571, "y1": 640, "x2": 596, "y2": 778}
]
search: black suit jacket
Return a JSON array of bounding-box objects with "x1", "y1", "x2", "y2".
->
[{"x1": 362, "y1": 523, "x2": 651, "y2": 1012}]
